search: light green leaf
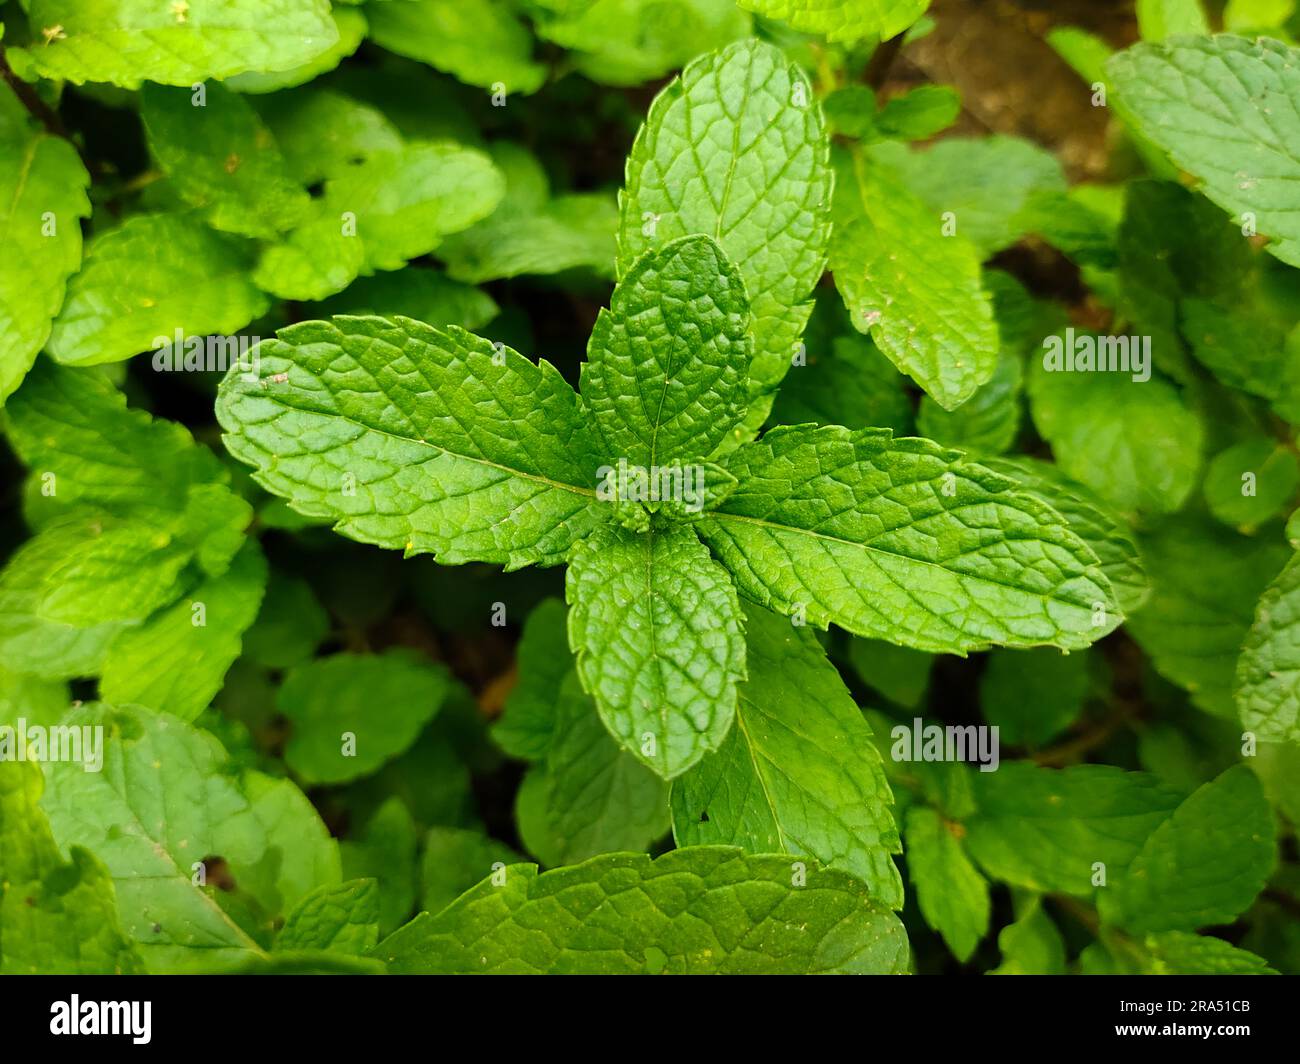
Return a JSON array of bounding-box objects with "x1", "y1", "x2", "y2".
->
[
  {"x1": 340, "y1": 798, "x2": 418, "y2": 936},
  {"x1": 582, "y1": 235, "x2": 751, "y2": 467},
  {"x1": 1204, "y1": 438, "x2": 1300, "y2": 531},
  {"x1": 367, "y1": 0, "x2": 546, "y2": 94},
  {"x1": 278, "y1": 650, "x2": 452, "y2": 784},
  {"x1": 254, "y1": 88, "x2": 405, "y2": 186},
  {"x1": 916, "y1": 352, "x2": 1022, "y2": 456},
  {"x1": 846, "y1": 638, "x2": 932, "y2": 708},
  {"x1": 1129, "y1": 930, "x2": 1278, "y2": 974},
  {"x1": 566, "y1": 523, "x2": 746, "y2": 779},
  {"x1": 1136, "y1": 0, "x2": 1210, "y2": 40},
  {"x1": 990, "y1": 897, "x2": 1066, "y2": 974},
  {"x1": 421, "y1": 828, "x2": 522, "y2": 913},
  {"x1": 0, "y1": 759, "x2": 143, "y2": 973},
  {"x1": 830, "y1": 149, "x2": 998, "y2": 410},
  {"x1": 254, "y1": 142, "x2": 504, "y2": 300},
  {"x1": 317, "y1": 268, "x2": 497, "y2": 332},
  {"x1": 493, "y1": 598, "x2": 569, "y2": 761},
  {"x1": 904, "y1": 807, "x2": 989, "y2": 963},
  {"x1": 1108, "y1": 35, "x2": 1300, "y2": 267},
  {"x1": 1236, "y1": 552, "x2": 1300, "y2": 743},
  {"x1": 698, "y1": 425, "x2": 1119, "y2": 653},
  {"x1": 216, "y1": 316, "x2": 604, "y2": 568},
  {"x1": 46, "y1": 213, "x2": 268, "y2": 366},
  {"x1": 277, "y1": 879, "x2": 379, "y2": 955},
  {"x1": 964, "y1": 763, "x2": 1185, "y2": 896},
  {"x1": 141, "y1": 81, "x2": 310, "y2": 239},
  {"x1": 672, "y1": 601, "x2": 903, "y2": 907},
  {"x1": 0, "y1": 116, "x2": 90, "y2": 403},
  {"x1": 736, "y1": 0, "x2": 928, "y2": 42},
  {"x1": 16, "y1": 0, "x2": 340, "y2": 87},
  {"x1": 226, "y1": 6, "x2": 367, "y2": 93},
  {"x1": 40, "y1": 703, "x2": 340, "y2": 972},
  {"x1": 1101, "y1": 766, "x2": 1276, "y2": 932},
  {"x1": 374, "y1": 848, "x2": 910, "y2": 974},
  {"x1": 618, "y1": 39, "x2": 831, "y2": 401},
  {"x1": 99, "y1": 540, "x2": 268, "y2": 721}
]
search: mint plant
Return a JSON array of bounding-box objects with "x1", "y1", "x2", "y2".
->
[{"x1": 1, "y1": 0, "x2": 1299, "y2": 979}]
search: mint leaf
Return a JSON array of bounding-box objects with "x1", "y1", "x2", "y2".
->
[
  {"x1": 566, "y1": 523, "x2": 746, "y2": 778},
  {"x1": 990, "y1": 898, "x2": 1066, "y2": 975},
  {"x1": 1204, "y1": 437, "x2": 1300, "y2": 531},
  {"x1": 618, "y1": 39, "x2": 831, "y2": 400},
  {"x1": 316, "y1": 268, "x2": 498, "y2": 332},
  {"x1": 582, "y1": 235, "x2": 751, "y2": 467},
  {"x1": 278, "y1": 650, "x2": 453, "y2": 784},
  {"x1": 340, "y1": 798, "x2": 418, "y2": 936},
  {"x1": 830, "y1": 149, "x2": 998, "y2": 410},
  {"x1": 492, "y1": 598, "x2": 569, "y2": 761},
  {"x1": 698, "y1": 425, "x2": 1120, "y2": 653},
  {"x1": 374, "y1": 848, "x2": 910, "y2": 973},
  {"x1": 0, "y1": 759, "x2": 143, "y2": 974},
  {"x1": 99, "y1": 541, "x2": 268, "y2": 721},
  {"x1": 46, "y1": 212, "x2": 268, "y2": 366},
  {"x1": 0, "y1": 110, "x2": 90, "y2": 403},
  {"x1": 277, "y1": 879, "x2": 380, "y2": 955},
  {"x1": 771, "y1": 331, "x2": 913, "y2": 435},
  {"x1": 16, "y1": 0, "x2": 339, "y2": 87},
  {"x1": 368, "y1": 0, "x2": 546, "y2": 94},
  {"x1": 736, "y1": 0, "x2": 928, "y2": 42},
  {"x1": 40, "y1": 703, "x2": 340, "y2": 972},
  {"x1": 225, "y1": 6, "x2": 367, "y2": 94},
  {"x1": 1101, "y1": 766, "x2": 1276, "y2": 932},
  {"x1": 254, "y1": 88, "x2": 404, "y2": 186},
  {"x1": 672, "y1": 601, "x2": 903, "y2": 907},
  {"x1": 1137, "y1": 0, "x2": 1211, "y2": 39},
  {"x1": 141, "y1": 81, "x2": 310, "y2": 239},
  {"x1": 904, "y1": 807, "x2": 990, "y2": 963},
  {"x1": 1107, "y1": 35, "x2": 1300, "y2": 267},
  {"x1": 979, "y1": 647, "x2": 1092, "y2": 748},
  {"x1": 1237, "y1": 553, "x2": 1300, "y2": 743},
  {"x1": 421, "y1": 828, "x2": 522, "y2": 913},
  {"x1": 964, "y1": 763, "x2": 1185, "y2": 896},
  {"x1": 1122, "y1": 930, "x2": 1278, "y2": 974},
  {"x1": 216, "y1": 316, "x2": 604, "y2": 567}
]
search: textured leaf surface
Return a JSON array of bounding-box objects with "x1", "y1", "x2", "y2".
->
[
  {"x1": 736, "y1": 0, "x2": 928, "y2": 42},
  {"x1": 583, "y1": 235, "x2": 751, "y2": 467},
  {"x1": 216, "y1": 316, "x2": 604, "y2": 568},
  {"x1": 618, "y1": 39, "x2": 831, "y2": 398},
  {"x1": 698, "y1": 425, "x2": 1119, "y2": 653},
  {"x1": 0, "y1": 111, "x2": 90, "y2": 403},
  {"x1": 40, "y1": 704, "x2": 340, "y2": 972},
  {"x1": 374, "y1": 848, "x2": 910, "y2": 973},
  {"x1": 1108, "y1": 35, "x2": 1300, "y2": 267},
  {"x1": 1102, "y1": 766, "x2": 1275, "y2": 932},
  {"x1": 278, "y1": 650, "x2": 452, "y2": 784},
  {"x1": 16, "y1": 0, "x2": 339, "y2": 87},
  {"x1": 904, "y1": 806, "x2": 990, "y2": 963},
  {"x1": 1237, "y1": 552, "x2": 1300, "y2": 742},
  {"x1": 672, "y1": 602, "x2": 902, "y2": 906},
  {"x1": 0, "y1": 759, "x2": 143, "y2": 974},
  {"x1": 277, "y1": 879, "x2": 379, "y2": 955},
  {"x1": 141, "y1": 82, "x2": 310, "y2": 239},
  {"x1": 46, "y1": 212, "x2": 268, "y2": 366},
  {"x1": 421, "y1": 829, "x2": 523, "y2": 914},
  {"x1": 566, "y1": 523, "x2": 746, "y2": 779},
  {"x1": 830, "y1": 150, "x2": 998, "y2": 410}
]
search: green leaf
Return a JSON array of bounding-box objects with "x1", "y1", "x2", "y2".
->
[
  {"x1": 771, "y1": 332, "x2": 913, "y2": 436},
  {"x1": 846, "y1": 638, "x2": 933, "y2": 708},
  {"x1": 1127, "y1": 930, "x2": 1278, "y2": 974},
  {"x1": 0, "y1": 759, "x2": 143, "y2": 974},
  {"x1": 367, "y1": 0, "x2": 546, "y2": 94},
  {"x1": 278, "y1": 650, "x2": 453, "y2": 784},
  {"x1": 1237, "y1": 553, "x2": 1300, "y2": 743},
  {"x1": 254, "y1": 88, "x2": 405, "y2": 186},
  {"x1": 277, "y1": 879, "x2": 380, "y2": 955},
  {"x1": 964, "y1": 763, "x2": 1185, "y2": 896},
  {"x1": 438, "y1": 144, "x2": 616, "y2": 283},
  {"x1": 140, "y1": 81, "x2": 310, "y2": 239},
  {"x1": 981, "y1": 456, "x2": 1149, "y2": 616},
  {"x1": 618, "y1": 39, "x2": 832, "y2": 400},
  {"x1": 904, "y1": 807, "x2": 990, "y2": 963},
  {"x1": 421, "y1": 828, "x2": 522, "y2": 913},
  {"x1": 253, "y1": 142, "x2": 504, "y2": 300},
  {"x1": 566, "y1": 523, "x2": 746, "y2": 779},
  {"x1": 830, "y1": 149, "x2": 998, "y2": 410},
  {"x1": 1026, "y1": 343, "x2": 1203, "y2": 516},
  {"x1": 1101, "y1": 766, "x2": 1276, "y2": 932},
  {"x1": 582, "y1": 235, "x2": 751, "y2": 467},
  {"x1": 1204, "y1": 437, "x2": 1300, "y2": 531},
  {"x1": 1107, "y1": 35, "x2": 1300, "y2": 267},
  {"x1": 241, "y1": 569, "x2": 329, "y2": 670},
  {"x1": 979, "y1": 647, "x2": 1092, "y2": 748},
  {"x1": 735, "y1": 0, "x2": 928, "y2": 42},
  {"x1": 0, "y1": 116, "x2": 90, "y2": 403},
  {"x1": 374, "y1": 848, "x2": 910, "y2": 973},
  {"x1": 493, "y1": 598, "x2": 569, "y2": 761},
  {"x1": 226, "y1": 6, "x2": 367, "y2": 93},
  {"x1": 317, "y1": 268, "x2": 497, "y2": 332},
  {"x1": 40, "y1": 703, "x2": 340, "y2": 972},
  {"x1": 46, "y1": 212, "x2": 269, "y2": 366},
  {"x1": 1136, "y1": 0, "x2": 1210, "y2": 40},
  {"x1": 989, "y1": 897, "x2": 1066, "y2": 975},
  {"x1": 873, "y1": 85, "x2": 962, "y2": 141},
  {"x1": 916, "y1": 352, "x2": 1022, "y2": 456},
  {"x1": 1129, "y1": 517, "x2": 1288, "y2": 717},
  {"x1": 216, "y1": 316, "x2": 604, "y2": 568},
  {"x1": 16, "y1": 0, "x2": 340, "y2": 87},
  {"x1": 99, "y1": 540, "x2": 268, "y2": 721},
  {"x1": 698, "y1": 425, "x2": 1120, "y2": 653},
  {"x1": 340, "y1": 798, "x2": 418, "y2": 936},
  {"x1": 672, "y1": 601, "x2": 903, "y2": 907}
]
